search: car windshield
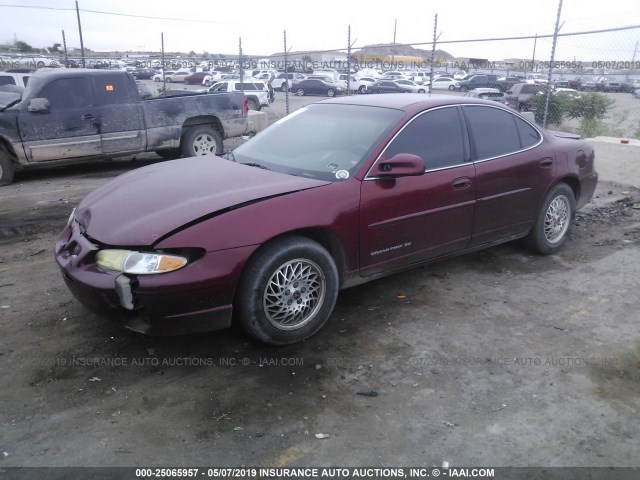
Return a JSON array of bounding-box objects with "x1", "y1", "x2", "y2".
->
[{"x1": 233, "y1": 103, "x2": 404, "y2": 181}]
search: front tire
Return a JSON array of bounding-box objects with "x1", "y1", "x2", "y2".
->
[
  {"x1": 524, "y1": 183, "x2": 575, "y2": 255},
  {"x1": 296, "y1": 88, "x2": 305, "y2": 96},
  {"x1": 181, "y1": 126, "x2": 223, "y2": 157},
  {"x1": 235, "y1": 236, "x2": 339, "y2": 345},
  {"x1": 0, "y1": 149, "x2": 15, "y2": 186}
]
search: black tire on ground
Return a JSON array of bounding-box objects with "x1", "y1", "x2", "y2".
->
[
  {"x1": 165, "y1": 78, "x2": 172, "y2": 83},
  {"x1": 181, "y1": 125, "x2": 223, "y2": 157},
  {"x1": 235, "y1": 236, "x2": 339, "y2": 345},
  {"x1": 418, "y1": 89, "x2": 426, "y2": 93},
  {"x1": 154, "y1": 77, "x2": 161, "y2": 82},
  {"x1": 326, "y1": 89, "x2": 335, "y2": 97},
  {"x1": 358, "y1": 85, "x2": 366, "y2": 94},
  {"x1": 523, "y1": 183, "x2": 575, "y2": 255},
  {"x1": 448, "y1": 85, "x2": 455, "y2": 91},
  {"x1": 0, "y1": 149, "x2": 15, "y2": 186},
  {"x1": 296, "y1": 88, "x2": 305, "y2": 96},
  {"x1": 460, "y1": 85, "x2": 468, "y2": 92},
  {"x1": 247, "y1": 98, "x2": 260, "y2": 111}
]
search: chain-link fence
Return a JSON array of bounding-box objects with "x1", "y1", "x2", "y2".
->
[{"x1": 1, "y1": 13, "x2": 639, "y2": 139}]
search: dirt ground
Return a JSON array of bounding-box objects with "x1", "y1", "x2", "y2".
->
[{"x1": 1, "y1": 152, "x2": 639, "y2": 471}]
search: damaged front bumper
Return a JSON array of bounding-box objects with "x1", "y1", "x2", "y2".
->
[{"x1": 54, "y1": 221, "x2": 253, "y2": 336}]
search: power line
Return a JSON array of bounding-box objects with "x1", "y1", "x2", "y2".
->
[{"x1": 0, "y1": 3, "x2": 243, "y2": 25}]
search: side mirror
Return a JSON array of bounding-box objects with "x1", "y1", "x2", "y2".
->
[
  {"x1": 28, "y1": 98, "x2": 50, "y2": 113},
  {"x1": 372, "y1": 153, "x2": 426, "y2": 178}
]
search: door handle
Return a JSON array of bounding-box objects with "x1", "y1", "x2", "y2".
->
[
  {"x1": 539, "y1": 158, "x2": 553, "y2": 168},
  {"x1": 451, "y1": 177, "x2": 472, "y2": 190},
  {"x1": 82, "y1": 114, "x2": 96, "y2": 120}
]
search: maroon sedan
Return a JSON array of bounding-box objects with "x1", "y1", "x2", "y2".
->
[
  {"x1": 55, "y1": 95, "x2": 597, "y2": 345},
  {"x1": 183, "y1": 71, "x2": 209, "y2": 85}
]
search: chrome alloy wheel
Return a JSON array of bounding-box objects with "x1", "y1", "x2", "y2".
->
[
  {"x1": 544, "y1": 195, "x2": 570, "y2": 244},
  {"x1": 192, "y1": 133, "x2": 217, "y2": 155},
  {"x1": 263, "y1": 258, "x2": 326, "y2": 330}
]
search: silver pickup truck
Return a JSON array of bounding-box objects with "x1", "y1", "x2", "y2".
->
[{"x1": 0, "y1": 69, "x2": 248, "y2": 185}]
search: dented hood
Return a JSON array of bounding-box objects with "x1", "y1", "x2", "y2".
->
[{"x1": 76, "y1": 156, "x2": 330, "y2": 246}]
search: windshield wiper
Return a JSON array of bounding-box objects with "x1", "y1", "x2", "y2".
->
[
  {"x1": 241, "y1": 162, "x2": 270, "y2": 170},
  {"x1": 0, "y1": 98, "x2": 21, "y2": 111}
]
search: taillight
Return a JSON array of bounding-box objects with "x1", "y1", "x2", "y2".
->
[{"x1": 243, "y1": 96, "x2": 249, "y2": 115}]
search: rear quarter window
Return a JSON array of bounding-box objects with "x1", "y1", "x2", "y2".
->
[{"x1": 463, "y1": 105, "x2": 523, "y2": 160}]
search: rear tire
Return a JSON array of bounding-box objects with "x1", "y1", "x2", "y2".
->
[
  {"x1": 523, "y1": 183, "x2": 575, "y2": 255},
  {"x1": 448, "y1": 85, "x2": 455, "y2": 91},
  {"x1": 247, "y1": 98, "x2": 260, "y2": 111},
  {"x1": 235, "y1": 236, "x2": 339, "y2": 345},
  {"x1": 181, "y1": 126, "x2": 223, "y2": 157},
  {"x1": 326, "y1": 89, "x2": 335, "y2": 97}
]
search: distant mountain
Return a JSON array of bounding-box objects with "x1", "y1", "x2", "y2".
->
[{"x1": 355, "y1": 43, "x2": 454, "y2": 60}]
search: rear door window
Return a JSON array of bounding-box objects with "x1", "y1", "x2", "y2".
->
[{"x1": 463, "y1": 105, "x2": 522, "y2": 160}]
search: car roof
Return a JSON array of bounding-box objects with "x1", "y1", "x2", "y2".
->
[
  {"x1": 319, "y1": 93, "x2": 499, "y2": 111},
  {"x1": 31, "y1": 68, "x2": 133, "y2": 79}
]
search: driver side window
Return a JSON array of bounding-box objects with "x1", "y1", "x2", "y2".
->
[{"x1": 384, "y1": 106, "x2": 466, "y2": 170}]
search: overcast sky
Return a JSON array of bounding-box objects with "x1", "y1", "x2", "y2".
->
[{"x1": 1, "y1": 0, "x2": 639, "y2": 61}]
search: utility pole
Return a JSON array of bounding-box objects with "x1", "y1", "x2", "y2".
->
[
  {"x1": 391, "y1": 19, "x2": 397, "y2": 67},
  {"x1": 531, "y1": 34, "x2": 537, "y2": 72},
  {"x1": 628, "y1": 40, "x2": 639, "y2": 81},
  {"x1": 61, "y1": 30, "x2": 69, "y2": 68},
  {"x1": 75, "y1": 1, "x2": 86, "y2": 68}
]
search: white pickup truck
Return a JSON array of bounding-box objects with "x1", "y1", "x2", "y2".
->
[{"x1": 206, "y1": 80, "x2": 271, "y2": 111}]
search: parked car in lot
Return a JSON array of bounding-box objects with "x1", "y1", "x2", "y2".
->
[
  {"x1": 525, "y1": 73, "x2": 549, "y2": 85},
  {"x1": 430, "y1": 77, "x2": 460, "y2": 90},
  {"x1": 164, "y1": 71, "x2": 191, "y2": 83},
  {"x1": 291, "y1": 78, "x2": 344, "y2": 97},
  {"x1": 184, "y1": 72, "x2": 210, "y2": 85},
  {"x1": 618, "y1": 81, "x2": 638, "y2": 93},
  {"x1": 634, "y1": 89, "x2": 640, "y2": 99},
  {"x1": 367, "y1": 80, "x2": 413, "y2": 94},
  {"x1": 459, "y1": 74, "x2": 507, "y2": 92},
  {"x1": 272, "y1": 72, "x2": 306, "y2": 91},
  {"x1": 350, "y1": 76, "x2": 377, "y2": 93},
  {"x1": 207, "y1": 79, "x2": 270, "y2": 110},
  {"x1": 0, "y1": 69, "x2": 248, "y2": 185},
  {"x1": 505, "y1": 83, "x2": 545, "y2": 111},
  {"x1": 0, "y1": 70, "x2": 32, "y2": 88},
  {"x1": 394, "y1": 79, "x2": 427, "y2": 93},
  {"x1": 153, "y1": 70, "x2": 176, "y2": 82},
  {"x1": 130, "y1": 68, "x2": 155, "y2": 80},
  {"x1": 463, "y1": 88, "x2": 509, "y2": 106},
  {"x1": 54, "y1": 94, "x2": 597, "y2": 345}
]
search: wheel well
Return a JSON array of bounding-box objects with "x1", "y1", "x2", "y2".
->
[
  {"x1": 0, "y1": 137, "x2": 19, "y2": 167},
  {"x1": 557, "y1": 176, "x2": 580, "y2": 201},
  {"x1": 247, "y1": 229, "x2": 349, "y2": 285},
  {"x1": 181, "y1": 116, "x2": 223, "y2": 139}
]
